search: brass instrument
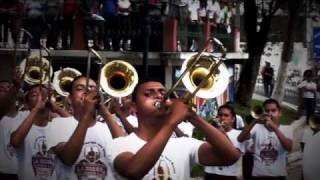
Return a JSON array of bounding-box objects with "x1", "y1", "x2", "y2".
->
[
  {"x1": 100, "y1": 60, "x2": 138, "y2": 98},
  {"x1": 19, "y1": 55, "x2": 53, "y2": 85},
  {"x1": 155, "y1": 38, "x2": 229, "y2": 109},
  {"x1": 52, "y1": 67, "x2": 82, "y2": 107},
  {"x1": 250, "y1": 105, "x2": 271, "y2": 124}
]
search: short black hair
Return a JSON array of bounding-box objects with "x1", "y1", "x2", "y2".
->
[
  {"x1": 263, "y1": 98, "x2": 281, "y2": 110},
  {"x1": 67, "y1": 75, "x2": 87, "y2": 95},
  {"x1": 218, "y1": 104, "x2": 236, "y2": 118},
  {"x1": 131, "y1": 77, "x2": 163, "y2": 102}
]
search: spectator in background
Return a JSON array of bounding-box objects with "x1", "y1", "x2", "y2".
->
[
  {"x1": 44, "y1": 0, "x2": 62, "y2": 49},
  {"x1": 261, "y1": 61, "x2": 274, "y2": 97},
  {"x1": 61, "y1": 0, "x2": 78, "y2": 49},
  {"x1": 23, "y1": 0, "x2": 46, "y2": 48},
  {"x1": 298, "y1": 70, "x2": 317, "y2": 125},
  {"x1": 0, "y1": 0, "x2": 24, "y2": 47}
]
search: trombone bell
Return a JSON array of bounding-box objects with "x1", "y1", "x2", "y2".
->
[
  {"x1": 100, "y1": 60, "x2": 138, "y2": 98},
  {"x1": 19, "y1": 55, "x2": 53, "y2": 85},
  {"x1": 181, "y1": 52, "x2": 229, "y2": 99},
  {"x1": 53, "y1": 67, "x2": 82, "y2": 97}
]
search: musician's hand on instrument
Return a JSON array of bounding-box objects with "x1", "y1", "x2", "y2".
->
[
  {"x1": 84, "y1": 90, "x2": 99, "y2": 114},
  {"x1": 264, "y1": 119, "x2": 277, "y2": 131},
  {"x1": 167, "y1": 99, "x2": 189, "y2": 127}
]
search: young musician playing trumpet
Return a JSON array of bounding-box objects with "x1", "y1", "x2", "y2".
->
[
  {"x1": 204, "y1": 104, "x2": 245, "y2": 180},
  {"x1": 237, "y1": 99, "x2": 293, "y2": 180},
  {"x1": 107, "y1": 78, "x2": 240, "y2": 179},
  {"x1": 46, "y1": 75, "x2": 125, "y2": 180}
]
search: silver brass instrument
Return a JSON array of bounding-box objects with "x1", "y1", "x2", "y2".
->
[
  {"x1": 251, "y1": 105, "x2": 271, "y2": 124},
  {"x1": 19, "y1": 55, "x2": 53, "y2": 85},
  {"x1": 100, "y1": 60, "x2": 138, "y2": 98},
  {"x1": 155, "y1": 38, "x2": 229, "y2": 109}
]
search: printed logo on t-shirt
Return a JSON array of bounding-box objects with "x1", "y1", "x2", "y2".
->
[
  {"x1": 259, "y1": 136, "x2": 278, "y2": 166},
  {"x1": 6, "y1": 142, "x2": 16, "y2": 158},
  {"x1": 75, "y1": 142, "x2": 108, "y2": 179},
  {"x1": 31, "y1": 136, "x2": 55, "y2": 179},
  {"x1": 152, "y1": 155, "x2": 175, "y2": 180}
]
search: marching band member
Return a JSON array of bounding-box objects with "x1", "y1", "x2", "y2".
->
[
  {"x1": 204, "y1": 104, "x2": 245, "y2": 180},
  {"x1": 0, "y1": 68, "x2": 26, "y2": 180},
  {"x1": 46, "y1": 75, "x2": 125, "y2": 180},
  {"x1": 107, "y1": 78, "x2": 240, "y2": 179},
  {"x1": 10, "y1": 84, "x2": 57, "y2": 180},
  {"x1": 238, "y1": 99, "x2": 293, "y2": 180}
]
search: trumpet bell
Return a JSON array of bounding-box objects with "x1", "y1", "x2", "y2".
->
[
  {"x1": 53, "y1": 67, "x2": 82, "y2": 97},
  {"x1": 181, "y1": 52, "x2": 229, "y2": 99},
  {"x1": 20, "y1": 55, "x2": 53, "y2": 85},
  {"x1": 100, "y1": 60, "x2": 138, "y2": 97}
]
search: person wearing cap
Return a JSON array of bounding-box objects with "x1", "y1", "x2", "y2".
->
[{"x1": 261, "y1": 61, "x2": 274, "y2": 97}]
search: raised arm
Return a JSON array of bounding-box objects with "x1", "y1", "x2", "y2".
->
[
  {"x1": 10, "y1": 94, "x2": 45, "y2": 148},
  {"x1": 99, "y1": 103, "x2": 126, "y2": 138},
  {"x1": 113, "y1": 100, "x2": 188, "y2": 179},
  {"x1": 188, "y1": 113, "x2": 240, "y2": 166},
  {"x1": 265, "y1": 121, "x2": 293, "y2": 152},
  {"x1": 237, "y1": 119, "x2": 257, "y2": 142},
  {"x1": 52, "y1": 90, "x2": 98, "y2": 166}
]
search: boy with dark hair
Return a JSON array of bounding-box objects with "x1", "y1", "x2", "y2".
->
[
  {"x1": 107, "y1": 79, "x2": 240, "y2": 179},
  {"x1": 238, "y1": 98, "x2": 293, "y2": 180}
]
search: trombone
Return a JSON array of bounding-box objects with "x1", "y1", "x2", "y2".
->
[{"x1": 155, "y1": 38, "x2": 230, "y2": 109}]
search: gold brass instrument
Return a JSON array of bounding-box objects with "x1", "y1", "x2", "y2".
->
[
  {"x1": 181, "y1": 52, "x2": 229, "y2": 99},
  {"x1": 100, "y1": 60, "x2": 138, "y2": 98},
  {"x1": 19, "y1": 55, "x2": 53, "y2": 85},
  {"x1": 155, "y1": 38, "x2": 229, "y2": 109},
  {"x1": 52, "y1": 67, "x2": 82, "y2": 107},
  {"x1": 250, "y1": 105, "x2": 271, "y2": 124},
  {"x1": 53, "y1": 67, "x2": 82, "y2": 97}
]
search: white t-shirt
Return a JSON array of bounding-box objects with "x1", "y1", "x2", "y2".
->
[
  {"x1": 298, "y1": 80, "x2": 317, "y2": 98},
  {"x1": 204, "y1": 129, "x2": 244, "y2": 176},
  {"x1": 250, "y1": 124, "x2": 293, "y2": 177},
  {"x1": 178, "y1": 121, "x2": 194, "y2": 137},
  {"x1": 301, "y1": 127, "x2": 314, "y2": 144},
  {"x1": 188, "y1": 0, "x2": 200, "y2": 21},
  {"x1": 107, "y1": 133, "x2": 204, "y2": 180},
  {"x1": 302, "y1": 132, "x2": 320, "y2": 180},
  {"x1": 0, "y1": 111, "x2": 29, "y2": 174},
  {"x1": 47, "y1": 116, "x2": 116, "y2": 180},
  {"x1": 16, "y1": 124, "x2": 57, "y2": 180},
  {"x1": 235, "y1": 114, "x2": 245, "y2": 130}
]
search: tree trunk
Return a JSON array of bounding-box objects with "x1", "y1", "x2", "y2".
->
[
  {"x1": 272, "y1": 61, "x2": 289, "y2": 101},
  {"x1": 272, "y1": 0, "x2": 301, "y2": 101},
  {"x1": 236, "y1": 55, "x2": 262, "y2": 106}
]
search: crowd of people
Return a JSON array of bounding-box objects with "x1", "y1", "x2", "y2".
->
[
  {"x1": 0, "y1": 64, "x2": 318, "y2": 180},
  {"x1": 0, "y1": 0, "x2": 233, "y2": 51}
]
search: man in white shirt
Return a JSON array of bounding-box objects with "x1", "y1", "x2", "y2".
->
[
  {"x1": 204, "y1": 104, "x2": 245, "y2": 180},
  {"x1": 46, "y1": 75, "x2": 125, "y2": 180},
  {"x1": 238, "y1": 99, "x2": 293, "y2": 180},
  {"x1": 107, "y1": 78, "x2": 240, "y2": 180}
]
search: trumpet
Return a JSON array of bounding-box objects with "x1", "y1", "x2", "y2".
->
[{"x1": 251, "y1": 105, "x2": 271, "y2": 124}]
